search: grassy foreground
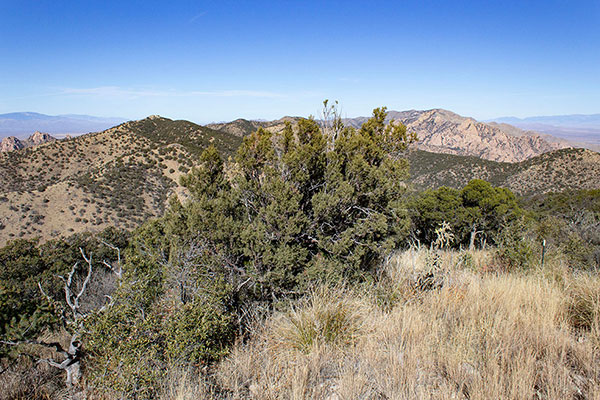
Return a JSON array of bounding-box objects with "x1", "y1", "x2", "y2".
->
[
  {"x1": 2, "y1": 248, "x2": 598, "y2": 399},
  {"x1": 162, "y1": 248, "x2": 600, "y2": 400}
]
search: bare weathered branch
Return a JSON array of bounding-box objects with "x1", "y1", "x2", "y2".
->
[
  {"x1": 7, "y1": 245, "x2": 124, "y2": 388},
  {"x1": 38, "y1": 282, "x2": 54, "y2": 306},
  {"x1": 100, "y1": 240, "x2": 121, "y2": 264},
  {"x1": 75, "y1": 248, "x2": 93, "y2": 309},
  {"x1": 101, "y1": 240, "x2": 123, "y2": 280}
]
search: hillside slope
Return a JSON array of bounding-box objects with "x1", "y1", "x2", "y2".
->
[
  {"x1": 206, "y1": 116, "x2": 300, "y2": 137},
  {"x1": 1, "y1": 113, "x2": 597, "y2": 246},
  {"x1": 408, "y1": 147, "x2": 600, "y2": 195},
  {"x1": 0, "y1": 116, "x2": 241, "y2": 246}
]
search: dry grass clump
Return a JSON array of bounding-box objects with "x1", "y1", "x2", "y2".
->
[
  {"x1": 563, "y1": 272, "x2": 600, "y2": 346},
  {"x1": 158, "y1": 368, "x2": 214, "y2": 400},
  {"x1": 270, "y1": 287, "x2": 371, "y2": 354},
  {"x1": 0, "y1": 359, "x2": 66, "y2": 400},
  {"x1": 216, "y1": 287, "x2": 375, "y2": 399},
  {"x1": 377, "y1": 248, "x2": 493, "y2": 306},
  {"x1": 216, "y1": 249, "x2": 600, "y2": 400}
]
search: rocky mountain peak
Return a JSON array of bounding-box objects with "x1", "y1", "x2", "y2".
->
[
  {"x1": 28, "y1": 131, "x2": 56, "y2": 146},
  {"x1": 0, "y1": 131, "x2": 56, "y2": 152},
  {"x1": 0, "y1": 136, "x2": 25, "y2": 152}
]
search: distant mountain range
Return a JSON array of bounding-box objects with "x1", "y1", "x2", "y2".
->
[
  {"x1": 489, "y1": 113, "x2": 600, "y2": 146},
  {"x1": 1, "y1": 112, "x2": 599, "y2": 245},
  {"x1": 492, "y1": 113, "x2": 600, "y2": 128},
  {"x1": 210, "y1": 109, "x2": 600, "y2": 162},
  {"x1": 3, "y1": 110, "x2": 599, "y2": 152},
  {"x1": 0, "y1": 112, "x2": 126, "y2": 138}
]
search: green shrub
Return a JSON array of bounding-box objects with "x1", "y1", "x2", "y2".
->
[
  {"x1": 85, "y1": 304, "x2": 166, "y2": 399},
  {"x1": 495, "y1": 218, "x2": 538, "y2": 271},
  {"x1": 76, "y1": 105, "x2": 416, "y2": 397},
  {"x1": 84, "y1": 256, "x2": 234, "y2": 398},
  {"x1": 165, "y1": 299, "x2": 235, "y2": 365},
  {"x1": 411, "y1": 181, "x2": 522, "y2": 249},
  {"x1": 0, "y1": 229, "x2": 129, "y2": 342},
  {"x1": 172, "y1": 106, "x2": 415, "y2": 302}
]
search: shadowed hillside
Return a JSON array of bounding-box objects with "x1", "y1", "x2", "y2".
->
[{"x1": 408, "y1": 147, "x2": 600, "y2": 195}]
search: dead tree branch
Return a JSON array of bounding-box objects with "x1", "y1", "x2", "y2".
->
[{"x1": 3, "y1": 244, "x2": 123, "y2": 389}]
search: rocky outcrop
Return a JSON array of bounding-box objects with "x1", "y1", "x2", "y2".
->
[
  {"x1": 26, "y1": 131, "x2": 56, "y2": 147},
  {"x1": 0, "y1": 136, "x2": 25, "y2": 152},
  {"x1": 0, "y1": 131, "x2": 56, "y2": 152}
]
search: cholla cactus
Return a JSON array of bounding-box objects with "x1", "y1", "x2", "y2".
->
[{"x1": 433, "y1": 221, "x2": 454, "y2": 250}]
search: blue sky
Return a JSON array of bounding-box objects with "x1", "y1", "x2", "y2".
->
[{"x1": 0, "y1": 0, "x2": 598, "y2": 123}]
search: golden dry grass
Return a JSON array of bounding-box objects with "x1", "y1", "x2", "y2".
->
[
  {"x1": 215, "y1": 249, "x2": 600, "y2": 400},
  {"x1": 7, "y1": 248, "x2": 597, "y2": 399},
  {"x1": 158, "y1": 368, "x2": 215, "y2": 400}
]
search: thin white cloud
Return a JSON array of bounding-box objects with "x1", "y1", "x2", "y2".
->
[
  {"x1": 60, "y1": 86, "x2": 285, "y2": 99},
  {"x1": 189, "y1": 11, "x2": 207, "y2": 23}
]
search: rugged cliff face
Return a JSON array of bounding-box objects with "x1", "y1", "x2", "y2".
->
[
  {"x1": 390, "y1": 109, "x2": 568, "y2": 162},
  {"x1": 342, "y1": 109, "x2": 570, "y2": 162}
]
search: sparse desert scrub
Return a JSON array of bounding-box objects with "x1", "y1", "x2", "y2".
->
[{"x1": 216, "y1": 248, "x2": 600, "y2": 400}]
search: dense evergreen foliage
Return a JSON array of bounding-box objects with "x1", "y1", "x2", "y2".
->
[
  {"x1": 175, "y1": 108, "x2": 416, "y2": 296},
  {"x1": 525, "y1": 189, "x2": 600, "y2": 270},
  {"x1": 410, "y1": 180, "x2": 523, "y2": 248},
  {"x1": 0, "y1": 227, "x2": 128, "y2": 344}
]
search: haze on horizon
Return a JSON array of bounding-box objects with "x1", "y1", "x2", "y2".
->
[{"x1": 1, "y1": 0, "x2": 598, "y2": 124}]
